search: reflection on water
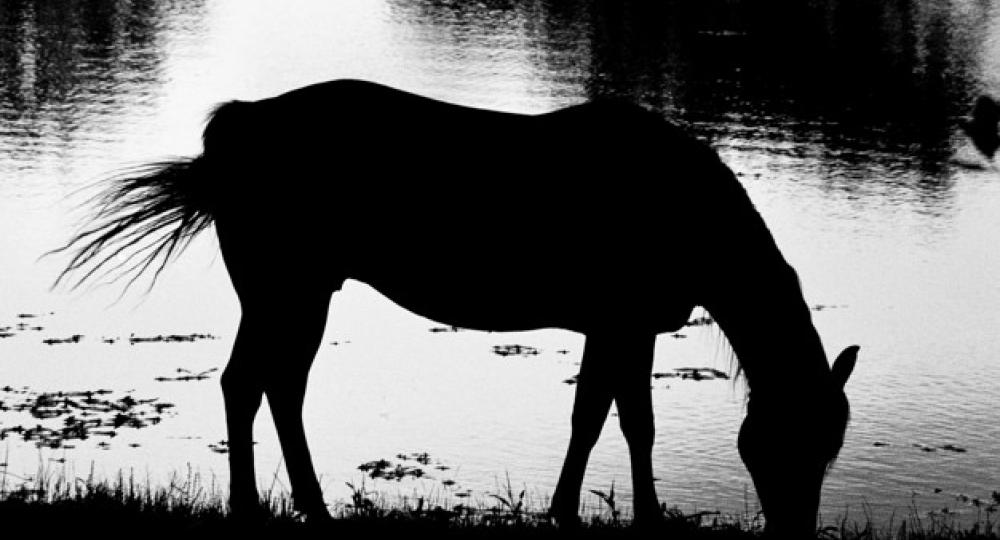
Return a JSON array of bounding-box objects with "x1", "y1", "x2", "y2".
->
[
  {"x1": 1, "y1": 0, "x2": 1000, "y2": 526},
  {"x1": 393, "y1": 1, "x2": 988, "y2": 146},
  {"x1": 0, "y1": 0, "x2": 206, "y2": 171}
]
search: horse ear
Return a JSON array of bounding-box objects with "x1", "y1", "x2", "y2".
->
[{"x1": 831, "y1": 345, "x2": 859, "y2": 389}]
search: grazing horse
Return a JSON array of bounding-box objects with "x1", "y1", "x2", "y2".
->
[{"x1": 55, "y1": 79, "x2": 858, "y2": 537}]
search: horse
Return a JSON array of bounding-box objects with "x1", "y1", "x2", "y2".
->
[{"x1": 55, "y1": 79, "x2": 858, "y2": 537}]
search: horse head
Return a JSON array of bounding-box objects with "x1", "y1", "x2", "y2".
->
[{"x1": 738, "y1": 345, "x2": 858, "y2": 537}]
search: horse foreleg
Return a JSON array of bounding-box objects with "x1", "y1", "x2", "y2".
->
[
  {"x1": 221, "y1": 316, "x2": 267, "y2": 518},
  {"x1": 262, "y1": 295, "x2": 331, "y2": 521},
  {"x1": 613, "y1": 335, "x2": 660, "y2": 524},
  {"x1": 550, "y1": 334, "x2": 616, "y2": 525}
]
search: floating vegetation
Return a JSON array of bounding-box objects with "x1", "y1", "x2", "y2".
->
[
  {"x1": 208, "y1": 440, "x2": 229, "y2": 454},
  {"x1": 492, "y1": 344, "x2": 540, "y2": 357},
  {"x1": 563, "y1": 368, "x2": 729, "y2": 386},
  {"x1": 128, "y1": 333, "x2": 217, "y2": 344},
  {"x1": 873, "y1": 441, "x2": 969, "y2": 454},
  {"x1": 357, "y1": 452, "x2": 455, "y2": 484},
  {"x1": 3, "y1": 328, "x2": 220, "y2": 345},
  {"x1": 429, "y1": 325, "x2": 467, "y2": 333},
  {"x1": 811, "y1": 304, "x2": 848, "y2": 312},
  {"x1": 358, "y1": 459, "x2": 425, "y2": 481},
  {"x1": 42, "y1": 335, "x2": 82, "y2": 345},
  {"x1": 676, "y1": 367, "x2": 729, "y2": 380},
  {"x1": 0, "y1": 313, "x2": 52, "y2": 339},
  {"x1": 0, "y1": 387, "x2": 174, "y2": 448},
  {"x1": 652, "y1": 367, "x2": 730, "y2": 381},
  {"x1": 396, "y1": 452, "x2": 432, "y2": 465},
  {"x1": 155, "y1": 367, "x2": 219, "y2": 382},
  {"x1": 930, "y1": 487, "x2": 1000, "y2": 514}
]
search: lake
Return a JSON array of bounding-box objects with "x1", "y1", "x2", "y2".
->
[{"x1": 1, "y1": 0, "x2": 999, "y2": 527}]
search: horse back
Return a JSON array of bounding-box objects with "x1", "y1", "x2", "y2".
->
[{"x1": 209, "y1": 80, "x2": 739, "y2": 332}]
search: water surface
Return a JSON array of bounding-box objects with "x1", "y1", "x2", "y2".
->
[{"x1": 2, "y1": 0, "x2": 1000, "y2": 525}]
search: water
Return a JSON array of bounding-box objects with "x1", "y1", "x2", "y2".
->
[{"x1": 2, "y1": 0, "x2": 1000, "y2": 526}]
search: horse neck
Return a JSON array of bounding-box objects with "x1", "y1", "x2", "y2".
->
[{"x1": 702, "y1": 213, "x2": 832, "y2": 401}]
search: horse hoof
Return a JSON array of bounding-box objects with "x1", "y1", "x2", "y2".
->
[
  {"x1": 547, "y1": 507, "x2": 581, "y2": 528},
  {"x1": 228, "y1": 499, "x2": 270, "y2": 524},
  {"x1": 303, "y1": 509, "x2": 334, "y2": 526}
]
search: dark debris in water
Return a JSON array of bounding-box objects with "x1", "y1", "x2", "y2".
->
[
  {"x1": 928, "y1": 487, "x2": 1000, "y2": 514},
  {"x1": 492, "y1": 344, "x2": 540, "y2": 357},
  {"x1": 154, "y1": 367, "x2": 219, "y2": 382},
  {"x1": 653, "y1": 367, "x2": 730, "y2": 381},
  {"x1": 913, "y1": 443, "x2": 969, "y2": 453},
  {"x1": 357, "y1": 452, "x2": 456, "y2": 485},
  {"x1": 811, "y1": 304, "x2": 848, "y2": 312},
  {"x1": 875, "y1": 441, "x2": 969, "y2": 453},
  {"x1": 397, "y1": 452, "x2": 432, "y2": 465},
  {"x1": 358, "y1": 459, "x2": 425, "y2": 481},
  {"x1": 129, "y1": 333, "x2": 218, "y2": 344},
  {"x1": 0, "y1": 387, "x2": 174, "y2": 449},
  {"x1": 42, "y1": 334, "x2": 82, "y2": 345},
  {"x1": 0, "y1": 317, "x2": 221, "y2": 345},
  {"x1": 429, "y1": 325, "x2": 468, "y2": 333},
  {"x1": 563, "y1": 367, "x2": 728, "y2": 386},
  {"x1": 208, "y1": 440, "x2": 229, "y2": 454},
  {"x1": 0, "y1": 313, "x2": 52, "y2": 340}
]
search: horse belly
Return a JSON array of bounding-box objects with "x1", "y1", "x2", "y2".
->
[
  {"x1": 355, "y1": 256, "x2": 692, "y2": 335},
  {"x1": 357, "y1": 266, "x2": 585, "y2": 332}
]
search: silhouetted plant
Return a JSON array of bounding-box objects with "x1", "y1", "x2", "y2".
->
[
  {"x1": 487, "y1": 473, "x2": 527, "y2": 526},
  {"x1": 344, "y1": 480, "x2": 381, "y2": 519},
  {"x1": 589, "y1": 480, "x2": 620, "y2": 525}
]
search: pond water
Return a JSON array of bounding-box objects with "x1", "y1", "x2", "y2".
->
[{"x1": 2, "y1": 0, "x2": 1000, "y2": 527}]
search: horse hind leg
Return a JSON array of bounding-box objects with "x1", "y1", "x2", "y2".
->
[
  {"x1": 262, "y1": 291, "x2": 332, "y2": 519},
  {"x1": 222, "y1": 288, "x2": 332, "y2": 521},
  {"x1": 221, "y1": 316, "x2": 267, "y2": 518}
]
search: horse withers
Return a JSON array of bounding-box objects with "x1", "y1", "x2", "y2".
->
[{"x1": 55, "y1": 79, "x2": 858, "y2": 536}]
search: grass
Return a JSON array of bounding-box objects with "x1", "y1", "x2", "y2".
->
[{"x1": 0, "y1": 463, "x2": 998, "y2": 539}]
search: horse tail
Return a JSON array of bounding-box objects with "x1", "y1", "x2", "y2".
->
[
  {"x1": 51, "y1": 155, "x2": 216, "y2": 292},
  {"x1": 51, "y1": 100, "x2": 257, "y2": 292}
]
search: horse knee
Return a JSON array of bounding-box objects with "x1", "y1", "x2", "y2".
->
[
  {"x1": 619, "y1": 411, "x2": 654, "y2": 450},
  {"x1": 221, "y1": 363, "x2": 263, "y2": 411}
]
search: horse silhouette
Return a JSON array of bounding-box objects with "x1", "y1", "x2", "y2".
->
[{"x1": 55, "y1": 79, "x2": 858, "y2": 537}]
